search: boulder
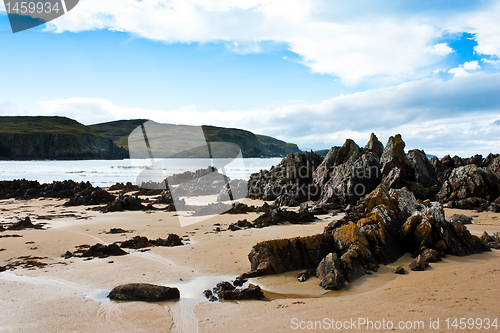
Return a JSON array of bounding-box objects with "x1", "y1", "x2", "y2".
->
[
  {"x1": 316, "y1": 253, "x2": 346, "y2": 290},
  {"x1": 81, "y1": 243, "x2": 128, "y2": 258},
  {"x1": 409, "y1": 254, "x2": 428, "y2": 271},
  {"x1": 394, "y1": 266, "x2": 406, "y2": 274},
  {"x1": 108, "y1": 283, "x2": 180, "y2": 302},
  {"x1": 437, "y1": 164, "x2": 500, "y2": 210},
  {"x1": 448, "y1": 214, "x2": 472, "y2": 225}
]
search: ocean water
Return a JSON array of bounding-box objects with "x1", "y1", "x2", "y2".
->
[{"x1": 0, "y1": 158, "x2": 282, "y2": 187}]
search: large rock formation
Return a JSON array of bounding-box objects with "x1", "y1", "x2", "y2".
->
[
  {"x1": 248, "y1": 151, "x2": 323, "y2": 206},
  {"x1": 437, "y1": 164, "x2": 500, "y2": 211},
  {"x1": 246, "y1": 185, "x2": 496, "y2": 290}
]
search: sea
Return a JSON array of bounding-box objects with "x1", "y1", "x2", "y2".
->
[{"x1": 0, "y1": 158, "x2": 282, "y2": 187}]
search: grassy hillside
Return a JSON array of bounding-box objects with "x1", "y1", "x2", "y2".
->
[
  {"x1": 90, "y1": 119, "x2": 301, "y2": 158},
  {"x1": 0, "y1": 116, "x2": 127, "y2": 160}
]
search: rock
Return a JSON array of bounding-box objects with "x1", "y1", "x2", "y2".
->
[
  {"x1": 380, "y1": 134, "x2": 410, "y2": 176},
  {"x1": 103, "y1": 194, "x2": 145, "y2": 212},
  {"x1": 490, "y1": 197, "x2": 500, "y2": 213},
  {"x1": 233, "y1": 276, "x2": 247, "y2": 287},
  {"x1": 108, "y1": 283, "x2": 180, "y2": 302},
  {"x1": 63, "y1": 251, "x2": 73, "y2": 259},
  {"x1": 488, "y1": 156, "x2": 500, "y2": 178},
  {"x1": 246, "y1": 184, "x2": 493, "y2": 291},
  {"x1": 248, "y1": 233, "x2": 334, "y2": 276},
  {"x1": 81, "y1": 243, "x2": 128, "y2": 258},
  {"x1": 448, "y1": 214, "x2": 472, "y2": 225},
  {"x1": 316, "y1": 253, "x2": 346, "y2": 290},
  {"x1": 394, "y1": 266, "x2": 406, "y2": 274},
  {"x1": 248, "y1": 151, "x2": 323, "y2": 206},
  {"x1": 119, "y1": 234, "x2": 183, "y2": 249},
  {"x1": 437, "y1": 165, "x2": 500, "y2": 210},
  {"x1": 297, "y1": 269, "x2": 315, "y2": 282},
  {"x1": 364, "y1": 133, "x2": 384, "y2": 159},
  {"x1": 406, "y1": 149, "x2": 440, "y2": 199},
  {"x1": 208, "y1": 281, "x2": 265, "y2": 301},
  {"x1": 409, "y1": 254, "x2": 428, "y2": 271},
  {"x1": 481, "y1": 231, "x2": 500, "y2": 249}
]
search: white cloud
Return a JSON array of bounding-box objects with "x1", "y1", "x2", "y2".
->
[
  {"x1": 448, "y1": 60, "x2": 480, "y2": 77},
  {"x1": 463, "y1": 60, "x2": 480, "y2": 71},
  {"x1": 481, "y1": 58, "x2": 500, "y2": 65},
  {"x1": 428, "y1": 43, "x2": 453, "y2": 56},
  {"x1": 38, "y1": 72, "x2": 500, "y2": 156},
  {"x1": 44, "y1": 0, "x2": 500, "y2": 84}
]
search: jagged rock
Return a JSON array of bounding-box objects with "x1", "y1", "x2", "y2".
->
[
  {"x1": 448, "y1": 214, "x2": 472, "y2": 225},
  {"x1": 248, "y1": 233, "x2": 334, "y2": 275},
  {"x1": 320, "y1": 150, "x2": 381, "y2": 205},
  {"x1": 490, "y1": 197, "x2": 500, "y2": 213},
  {"x1": 248, "y1": 151, "x2": 323, "y2": 205},
  {"x1": 481, "y1": 231, "x2": 500, "y2": 249},
  {"x1": 437, "y1": 165, "x2": 500, "y2": 210},
  {"x1": 233, "y1": 276, "x2": 247, "y2": 287},
  {"x1": 488, "y1": 156, "x2": 500, "y2": 177},
  {"x1": 364, "y1": 133, "x2": 384, "y2": 159},
  {"x1": 394, "y1": 266, "x2": 406, "y2": 274},
  {"x1": 409, "y1": 254, "x2": 428, "y2": 271},
  {"x1": 64, "y1": 251, "x2": 73, "y2": 259},
  {"x1": 246, "y1": 184, "x2": 493, "y2": 290},
  {"x1": 297, "y1": 269, "x2": 315, "y2": 282},
  {"x1": 380, "y1": 134, "x2": 410, "y2": 176},
  {"x1": 208, "y1": 281, "x2": 264, "y2": 301},
  {"x1": 102, "y1": 194, "x2": 145, "y2": 212},
  {"x1": 406, "y1": 149, "x2": 440, "y2": 198},
  {"x1": 109, "y1": 182, "x2": 141, "y2": 193},
  {"x1": 108, "y1": 283, "x2": 180, "y2": 302},
  {"x1": 316, "y1": 253, "x2": 346, "y2": 290}
]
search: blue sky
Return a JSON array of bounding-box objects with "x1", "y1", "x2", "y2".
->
[{"x1": 0, "y1": 0, "x2": 499, "y2": 156}]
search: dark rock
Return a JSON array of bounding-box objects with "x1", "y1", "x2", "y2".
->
[
  {"x1": 64, "y1": 251, "x2": 73, "y2": 259},
  {"x1": 409, "y1": 254, "x2": 428, "y2": 271},
  {"x1": 248, "y1": 233, "x2": 334, "y2": 276},
  {"x1": 394, "y1": 266, "x2": 406, "y2": 274},
  {"x1": 217, "y1": 285, "x2": 265, "y2": 301},
  {"x1": 297, "y1": 269, "x2": 315, "y2": 282},
  {"x1": 81, "y1": 243, "x2": 128, "y2": 258},
  {"x1": 437, "y1": 165, "x2": 500, "y2": 210},
  {"x1": 233, "y1": 276, "x2": 247, "y2": 287},
  {"x1": 119, "y1": 234, "x2": 183, "y2": 249},
  {"x1": 448, "y1": 214, "x2": 472, "y2": 225},
  {"x1": 101, "y1": 194, "x2": 145, "y2": 212},
  {"x1": 481, "y1": 231, "x2": 500, "y2": 249},
  {"x1": 108, "y1": 283, "x2": 180, "y2": 302},
  {"x1": 316, "y1": 253, "x2": 346, "y2": 290},
  {"x1": 363, "y1": 133, "x2": 384, "y2": 159},
  {"x1": 248, "y1": 151, "x2": 323, "y2": 205}
]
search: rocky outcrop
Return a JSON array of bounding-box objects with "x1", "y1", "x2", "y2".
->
[
  {"x1": 245, "y1": 185, "x2": 493, "y2": 290},
  {"x1": 248, "y1": 151, "x2": 323, "y2": 206},
  {"x1": 108, "y1": 283, "x2": 180, "y2": 302},
  {"x1": 100, "y1": 194, "x2": 145, "y2": 212},
  {"x1": 80, "y1": 243, "x2": 128, "y2": 258},
  {"x1": 228, "y1": 206, "x2": 316, "y2": 231},
  {"x1": 437, "y1": 164, "x2": 500, "y2": 211},
  {"x1": 0, "y1": 179, "x2": 115, "y2": 206},
  {"x1": 205, "y1": 281, "x2": 265, "y2": 301},
  {"x1": 119, "y1": 235, "x2": 183, "y2": 249}
]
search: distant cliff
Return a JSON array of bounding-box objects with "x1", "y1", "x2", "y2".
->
[
  {"x1": 90, "y1": 120, "x2": 301, "y2": 158},
  {"x1": 0, "y1": 116, "x2": 128, "y2": 160}
]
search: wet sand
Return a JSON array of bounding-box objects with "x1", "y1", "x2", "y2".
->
[{"x1": 0, "y1": 198, "x2": 499, "y2": 332}]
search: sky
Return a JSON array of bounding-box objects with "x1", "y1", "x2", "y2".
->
[{"x1": 0, "y1": 0, "x2": 499, "y2": 157}]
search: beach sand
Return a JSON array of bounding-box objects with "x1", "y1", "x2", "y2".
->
[{"x1": 0, "y1": 198, "x2": 499, "y2": 332}]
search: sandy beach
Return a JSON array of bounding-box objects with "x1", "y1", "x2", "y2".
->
[{"x1": 1, "y1": 197, "x2": 499, "y2": 333}]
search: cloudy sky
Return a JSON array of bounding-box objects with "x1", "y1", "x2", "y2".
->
[{"x1": 1, "y1": 0, "x2": 499, "y2": 156}]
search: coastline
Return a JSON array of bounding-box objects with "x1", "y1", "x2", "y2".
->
[{"x1": 1, "y1": 197, "x2": 499, "y2": 332}]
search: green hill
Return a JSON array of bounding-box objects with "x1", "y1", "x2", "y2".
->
[
  {"x1": 89, "y1": 119, "x2": 300, "y2": 158},
  {"x1": 0, "y1": 116, "x2": 128, "y2": 160}
]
